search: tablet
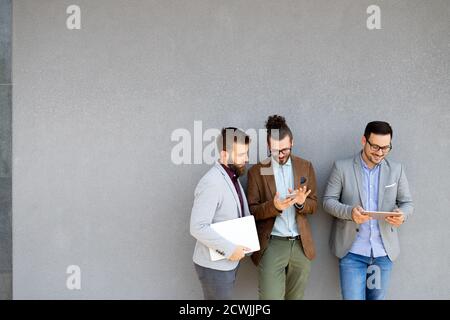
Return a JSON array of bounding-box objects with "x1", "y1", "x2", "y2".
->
[{"x1": 363, "y1": 211, "x2": 402, "y2": 220}]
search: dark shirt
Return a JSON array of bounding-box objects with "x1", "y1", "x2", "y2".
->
[{"x1": 221, "y1": 164, "x2": 244, "y2": 218}]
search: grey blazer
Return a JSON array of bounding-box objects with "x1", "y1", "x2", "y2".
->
[
  {"x1": 190, "y1": 161, "x2": 250, "y2": 271},
  {"x1": 323, "y1": 153, "x2": 414, "y2": 261}
]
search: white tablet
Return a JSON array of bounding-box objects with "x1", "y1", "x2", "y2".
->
[{"x1": 363, "y1": 211, "x2": 402, "y2": 220}]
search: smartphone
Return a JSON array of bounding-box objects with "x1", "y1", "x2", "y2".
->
[{"x1": 285, "y1": 192, "x2": 297, "y2": 199}]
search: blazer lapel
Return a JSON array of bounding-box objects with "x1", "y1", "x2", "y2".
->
[
  {"x1": 377, "y1": 160, "x2": 388, "y2": 210},
  {"x1": 215, "y1": 162, "x2": 242, "y2": 217},
  {"x1": 238, "y1": 181, "x2": 250, "y2": 217},
  {"x1": 292, "y1": 156, "x2": 301, "y2": 190},
  {"x1": 260, "y1": 157, "x2": 276, "y2": 197},
  {"x1": 353, "y1": 154, "x2": 366, "y2": 208}
]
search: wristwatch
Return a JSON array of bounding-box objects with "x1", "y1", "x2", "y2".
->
[{"x1": 294, "y1": 203, "x2": 304, "y2": 210}]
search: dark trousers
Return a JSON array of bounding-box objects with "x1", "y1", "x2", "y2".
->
[{"x1": 194, "y1": 263, "x2": 239, "y2": 300}]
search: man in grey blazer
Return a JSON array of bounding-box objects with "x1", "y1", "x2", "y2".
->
[
  {"x1": 190, "y1": 127, "x2": 251, "y2": 300},
  {"x1": 323, "y1": 121, "x2": 414, "y2": 300}
]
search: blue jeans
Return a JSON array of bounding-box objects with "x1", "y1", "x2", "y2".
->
[{"x1": 339, "y1": 252, "x2": 393, "y2": 300}]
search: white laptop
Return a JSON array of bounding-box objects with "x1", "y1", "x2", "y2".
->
[{"x1": 209, "y1": 215, "x2": 260, "y2": 261}]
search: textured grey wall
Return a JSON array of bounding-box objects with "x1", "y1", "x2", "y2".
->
[
  {"x1": 12, "y1": 0, "x2": 450, "y2": 299},
  {"x1": 0, "y1": 0, "x2": 12, "y2": 300}
]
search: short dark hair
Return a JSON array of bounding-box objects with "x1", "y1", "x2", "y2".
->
[
  {"x1": 265, "y1": 115, "x2": 293, "y2": 144},
  {"x1": 364, "y1": 121, "x2": 393, "y2": 140},
  {"x1": 216, "y1": 127, "x2": 250, "y2": 153}
]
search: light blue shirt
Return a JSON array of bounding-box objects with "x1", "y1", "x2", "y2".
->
[
  {"x1": 271, "y1": 157, "x2": 299, "y2": 237},
  {"x1": 349, "y1": 154, "x2": 387, "y2": 257}
]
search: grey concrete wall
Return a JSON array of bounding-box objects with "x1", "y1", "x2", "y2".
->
[
  {"x1": 0, "y1": 0, "x2": 12, "y2": 300},
  {"x1": 12, "y1": 0, "x2": 450, "y2": 299}
]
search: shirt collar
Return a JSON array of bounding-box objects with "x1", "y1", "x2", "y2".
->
[
  {"x1": 221, "y1": 163, "x2": 238, "y2": 180},
  {"x1": 271, "y1": 156, "x2": 292, "y2": 169}
]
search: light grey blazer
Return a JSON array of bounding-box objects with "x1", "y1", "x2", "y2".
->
[
  {"x1": 323, "y1": 153, "x2": 414, "y2": 261},
  {"x1": 190, "y1": 161, "x2": 250, "y2": 271}
]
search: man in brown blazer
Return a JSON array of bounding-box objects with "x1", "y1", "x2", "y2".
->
[{"x1": 247, "y1": 115, "x2": 317, "y2": 299}]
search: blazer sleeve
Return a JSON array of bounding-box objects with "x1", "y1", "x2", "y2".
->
[
  {"x1": 189, "y1": 177, "x2": 237, "y2": 259},
  {"x1": 396, "y1": 164, "x2": 414, "y2": 221},
  {"x1": 247, "y1": 167, "x2": 281, "y2": 221},
  {"x1": 295, "y1": 161, "x2": 318, "y2": 215},
  {"x1": 323, "y1": 161, "x2": 354, "y2": 221}
]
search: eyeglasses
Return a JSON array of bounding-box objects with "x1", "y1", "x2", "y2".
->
[
  {"x1": 366, "y1": 140, "x2": 392, "y2": 153},
  {"x1": 271, "y1": 147, "x2": 292, "y2": 155}
]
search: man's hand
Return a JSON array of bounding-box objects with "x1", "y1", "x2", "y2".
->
[
  {"x1": 351, "y1": 206, "x2": 371, "y2": 224},
  {"x1": 385, "y1": 208, "x2": 405, "y2": 227},
  {"x1": 288, "y1": 186, "x2": 311, "y2": 206},
  {"x1": 273, "y1": 192, "x2": 296, "y2": 211},
  {"x1": 228, "y1": 245, "x2": 250, "y2": 261}
]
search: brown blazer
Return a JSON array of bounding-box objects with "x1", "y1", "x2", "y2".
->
[{"x1": 247, "y1": 155, "x2": 318, "y2": 266}]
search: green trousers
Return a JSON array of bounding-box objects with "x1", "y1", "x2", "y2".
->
[{"x1": 258, "y1": 237, "x2": 311, "y2": 300}]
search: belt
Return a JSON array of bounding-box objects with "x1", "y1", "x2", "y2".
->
[{"x1": 270, "y1": 235, "x2": 301, "y2": 241}]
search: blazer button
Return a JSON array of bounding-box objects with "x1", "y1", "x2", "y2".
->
[{"x1": 356, "y1": 228, "x2": 359, "y2": 232}]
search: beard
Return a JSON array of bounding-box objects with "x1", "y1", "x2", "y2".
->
[
  {"x1": 274, "y1": 153, "x2": 290, "y2": 165},
  {"x1": 363, "y1": 149, "x2": 384, "y2": 166},
  {"x1": 229, "y1": 163, "x2": 247, "y2": 177}
]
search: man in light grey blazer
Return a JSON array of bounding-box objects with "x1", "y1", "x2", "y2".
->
[
  {"x1": 190, "y1": 127, "x2": 251, "y2": 300},
  {"x1": 323, "y1": 121, "x2": 414, "y2": 300}
]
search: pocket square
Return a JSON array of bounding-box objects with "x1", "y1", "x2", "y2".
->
[{"x1": 385, "y1": 183, "x2": 397, "y2": 188}]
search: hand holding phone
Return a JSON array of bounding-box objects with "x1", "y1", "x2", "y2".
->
[{"x1": 285, "y1": 192, "x2": 298, "y2": 199}]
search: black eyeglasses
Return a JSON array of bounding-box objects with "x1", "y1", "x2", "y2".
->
[
  {"x1": 270, "y1": 147, "x2": 292, "y2": 155},
  {"x1": 366, "y1": 140, "x2": 392, "y2": 153}
]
